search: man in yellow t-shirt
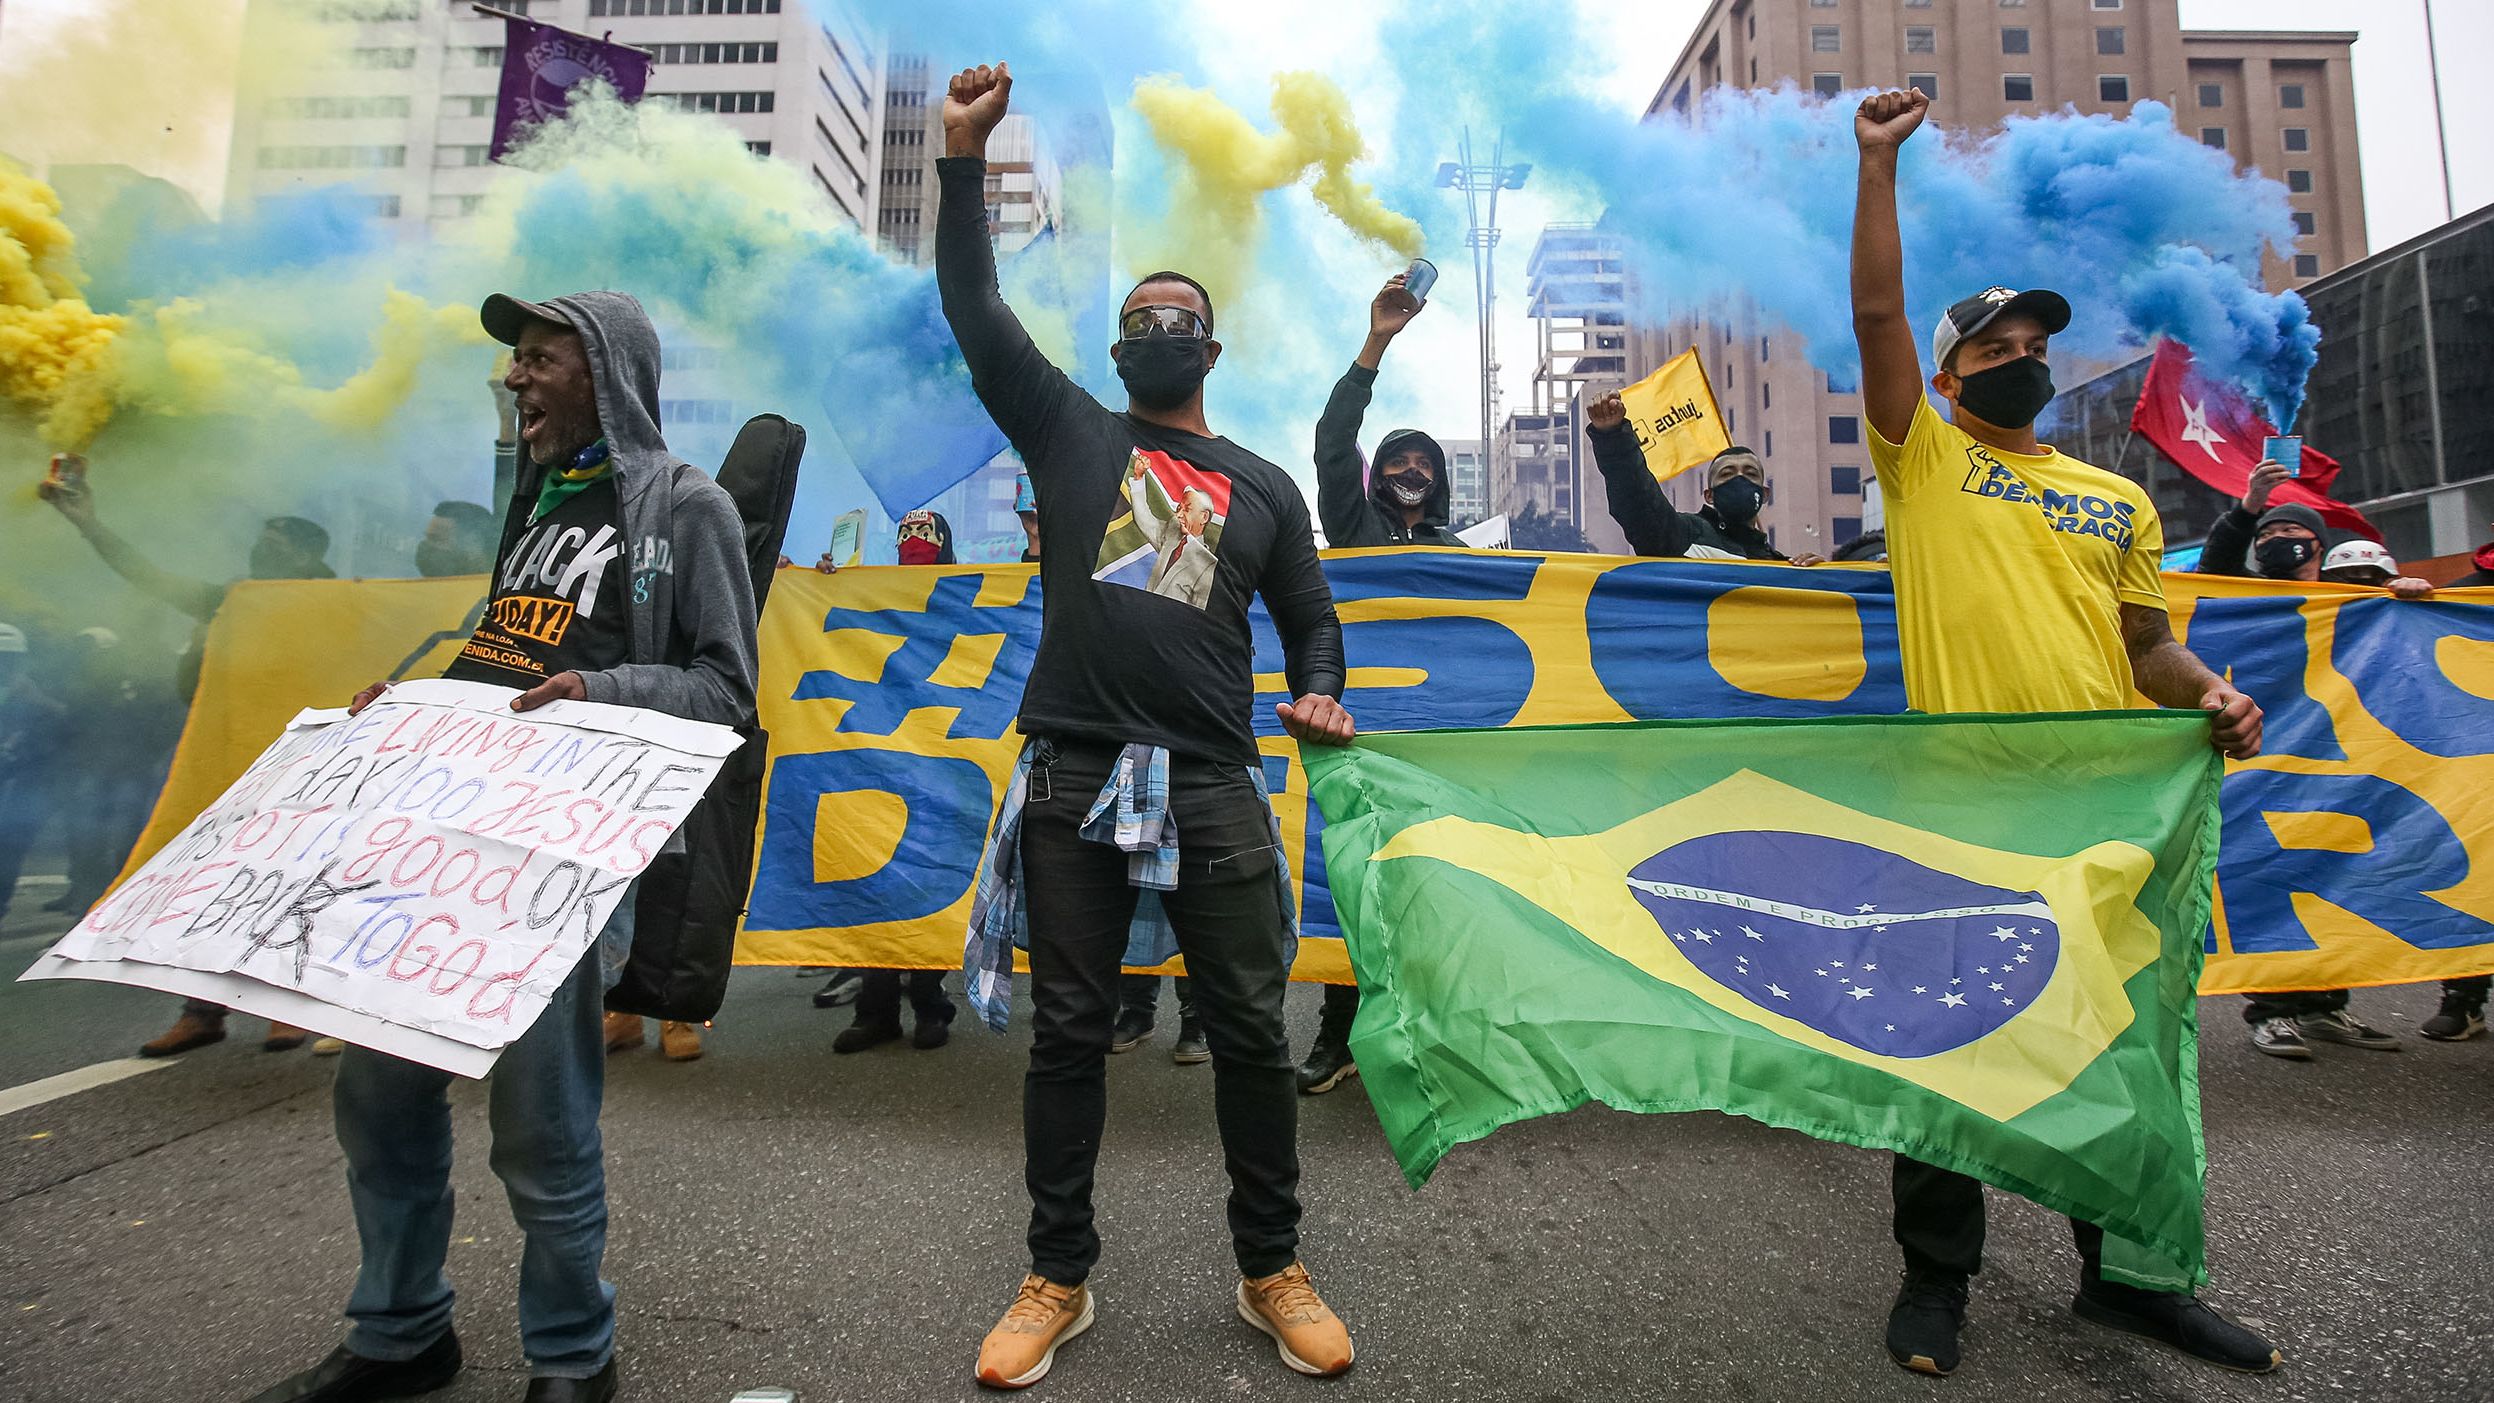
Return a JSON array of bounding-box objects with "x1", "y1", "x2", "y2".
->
[{"x1": 1850, "y1": 87, "x2": 2273, "y2": 1381}]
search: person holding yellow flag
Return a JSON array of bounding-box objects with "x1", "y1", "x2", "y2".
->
[{"x1": 1586, "y1": 396, "x2": 1824, "y2": 564}]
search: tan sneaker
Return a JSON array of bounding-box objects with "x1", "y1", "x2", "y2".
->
[
  {"x1": 660, "y1": 1020, "x2": 705, "y2": 1061},
  {"x1": 262, "y1": 1022, "x2": 309, "y2": 1052},
  {"x1": 1237, "y1": 1262, "x2": 1353, "y2": 1377},
  {"x1": 975, "y1": 1273, "x2": 1093, "y2": 1389},
  {"x1": 311, "y1": 1036, "x2": 347, "y2": 1057},
  {"x1": 603, "y1": 1012, "x2": 646, "y2": 1053}
]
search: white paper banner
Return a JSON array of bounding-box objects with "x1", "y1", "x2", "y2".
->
[{"x1": 22, "y1": 680, "x2": 741, "y2": 1077}]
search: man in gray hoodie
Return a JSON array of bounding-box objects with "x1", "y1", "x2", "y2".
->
[{"x1": 248, "y1": 291, "x2": 757, "y2": 1403}]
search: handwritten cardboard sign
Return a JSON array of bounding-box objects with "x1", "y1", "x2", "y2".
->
[{"x1": 23, "y1": 680, "x2": 741, "y2": 1076}]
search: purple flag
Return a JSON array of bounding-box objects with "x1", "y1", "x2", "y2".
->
[{"x1": 489, "y1": 16, "x2": 654, "y2": 161}]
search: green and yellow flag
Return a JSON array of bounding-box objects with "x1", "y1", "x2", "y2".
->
[
  {"x1": 1617, "y1": 347, "x2": 1731, "y2": 484},
  {"x1": 1306, "y1": 712, "x2": 2223, "y2": 1286}
]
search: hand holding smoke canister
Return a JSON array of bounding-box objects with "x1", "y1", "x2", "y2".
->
[{"x1": 40, "y1": 452, "x2": 85, "y2": 495}]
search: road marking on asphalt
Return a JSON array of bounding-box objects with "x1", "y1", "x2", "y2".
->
[{"x1": 0, "y1": 1057, "x2": 175, "y2": 1119}]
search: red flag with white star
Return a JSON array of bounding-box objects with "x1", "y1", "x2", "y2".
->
[{"x1": 2130, "y1": 341, "x2": 2377, "y2": 540}]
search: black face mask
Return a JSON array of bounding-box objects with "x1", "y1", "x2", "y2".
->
[
  {"x1": 1953, "y1": 354, "x2": 2056, "y2": 430},
  {"x1": 2254, "y1": 536, "x2": 2317, "y2": 578},
  {"x1": 1711, "y1": 476, "x2": 1764, "y2": 523},
  {"x1": 1384, "y1": 470, "x2": 1433, "y2": 507},
  {"x1": 1116, "y1": 336, "x2": 1210, "y2": 412}
]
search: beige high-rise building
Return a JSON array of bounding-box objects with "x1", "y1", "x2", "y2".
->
[{"x1": 1594, "y1": 0, "x2": 2365, "y2": 558}]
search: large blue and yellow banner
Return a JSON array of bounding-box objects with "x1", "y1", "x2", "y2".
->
[{"x1": 125, "y1": 552, "x2": 2494, "y2": 995}]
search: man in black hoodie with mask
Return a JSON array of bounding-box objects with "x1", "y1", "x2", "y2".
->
[
  {"x1": 1286, "y1": 270, "x2": 1469, "y2": 1097},
  {"x1": 1585, "y1": 393, "x2": 1826, "y2": 564},
  {"x1": 2200, "y1": 477, "x2": 2406, "y2": 1060}
]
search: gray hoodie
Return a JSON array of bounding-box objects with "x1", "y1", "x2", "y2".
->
[{"x1": 490, "y1": 291, "x2": 757, "y2": 727}]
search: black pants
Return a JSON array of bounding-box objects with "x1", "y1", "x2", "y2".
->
[
  {"x1": 2443, "y1": 976, "x2": 2490, "y2": 1009},
  {"x1": 856, "y1": 968, "x2": 953, "y2": 1028},
  {"x1": 1317, "y1": 982, "x2": 1359, "y2": 1042},
  {"x1": 1893, "y1": 1156, "x2": 2104, "y2": 1286},
  {"x1": 2241, "y1": 988, "x2": 2349, "y2": 1023},
  {"x1": 1118, "y1": 972, "x2": 1194, "y2": 1021},
  {"x1": 1019, "y1": 739, "x2": 1299, "y2": 1285}
]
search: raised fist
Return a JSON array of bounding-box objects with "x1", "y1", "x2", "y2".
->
[
  {"x1": 1587, "y1": 391, "x2": 1626, "y2": 432},
  {"x1": 944, "y1": 63, "x2": 1013, "y2": 155},
  {"x1": 1855, "y1": 87, "x2": 1929, "y2": 150}
]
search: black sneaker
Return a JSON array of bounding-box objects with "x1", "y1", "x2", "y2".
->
[
  {"x1": 1171, "y1": 1016, "x2": 1209, "y2": 1065},
  {"x1": 1884, "y1": 1270, "x2": 1967, "y2": 1376},
  {"x1": 2420, "y1": 996, "x2": 2487, "y2": 1043},
  {"x1": 832, "y1": 1019, "x2": 904, "y2": 1054},
  {"x1": 2297, "y1": 1009, "x2": 2399, "y2": 1051},
  {"x1": 913, "y1": 1017, "x2": 952, "y2": 1051},
  {"x1": 2249, "y1": 1017, "x2": 2310, "y2": 1060},
  {"x1": 1110, "y1": 1007, "x2": 1155, "y2": 1054},
  {"x1": 2073, "y1": 1283, "x2": 2279, "y2": 1373},
  {"x1": 812, "y1": 970, "x2": 863, "y2": 1009},
  {"x1": 1294, "y1": 1035, "x2": 1357, "y2": 1095},
  {"x1": 243, "y1": 1330, "x2": 462, "y2": 1402}
]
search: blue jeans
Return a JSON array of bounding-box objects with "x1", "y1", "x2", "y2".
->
[{"x1": 331, "y1": 893, "x2": 635, "y2": 1379}]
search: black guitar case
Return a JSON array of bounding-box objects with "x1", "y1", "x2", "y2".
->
[{"x1": 607, "y1": 414, "x2": 803, "y2": 1021}]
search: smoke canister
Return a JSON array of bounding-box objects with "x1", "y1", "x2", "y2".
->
[
  {"x1": 1402, "y1": 258, "x2": 1438, "y2": 302},
  {"x1": 41, "y1": 452, "x2": 86, "y2": 498}
]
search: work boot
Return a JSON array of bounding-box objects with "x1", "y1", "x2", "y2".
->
[
  {"x1": 1884, "y1": 1269, "x2": 1968, "y2": 1376},
  {"x1": 1294, "y1": 1032, "x2": 1356, "y2": 1094},
  {"x1": 1171, "y1": 1014, "x2": 1209, "y2": 1065},
  {"x1": 242, "y1": 1330, "x2": 462, "y2": 1402},
  {"x1": 263, "y1": 1022, "x2": 309, "y2": 1053},
  {"x1": 1236, "y1": 1262, "x2": 1354, "y2": 1377},
  {"x1": 139, "y1": 1010, "x2": 226, "y2": 1058},
  {"x1": 975, "y1": 1273, "x2": 1094, "y2": 1389},
  {"x1": 660, "y1": 1020, "x2": 704, "y2": 1061},
  {"x1": 914, "y1": 1016, "x2": 952, "y2": 1050},
  {"x1": 2073, "y1": 1282, "x2": 2280, "y2": 1373},
  {"x1": 603, "y1": 1012, "x2": 645, "y2": 1054},
  {"x1": 2420, "y1": 990, "x2": 2487, "y2": 1042},
  {"x1": 520, "y1": 1358, "x2": 617, "y2": 1402},
  {"x1": 2297, "y1": 1008, "x2": 2399, "y2": 1051}
]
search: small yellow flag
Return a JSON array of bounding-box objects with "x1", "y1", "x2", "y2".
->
[{"x1": 1618, "y1": 348, "x2": 1731, "y2": 485}]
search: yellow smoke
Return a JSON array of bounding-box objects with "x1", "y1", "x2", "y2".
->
[
  {"x1": 1131, "y1": 71, "x2": 1424, "y2": 300},
  {"x1": 0, "y1": 160, "x2": 481, "y2": 448}
]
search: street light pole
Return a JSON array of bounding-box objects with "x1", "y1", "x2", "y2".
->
[
  {"x1": 1437, "y1": 130, "x2": 1531, "y2": 515},
  {"x1": 2423, "y1": 0, "x2": 2455, "y2": 223}
]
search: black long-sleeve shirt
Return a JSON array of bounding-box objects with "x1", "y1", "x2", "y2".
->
[
  {"x1": 935, "y1": 157, "x2": 1342, "y2": 764},
  {"x1": 1314, "y1": 364, "x2": 1465, "y2": 548},
  {"x1": 2199, "y1": 505, "x2": 2258, "y2": 577},
  {"x1": 1587, "y1": 421, "x2": 1784, "y2": 560}
]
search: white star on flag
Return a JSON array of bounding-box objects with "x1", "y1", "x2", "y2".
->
[
  {"x1": 2179, "y1": 394, "x2": 2227, "y2": 459},
  {"x1": 1939, "y1": 992, "x2": 1968, "y2": 1008},
  {"x1": 1767, "y1": 983, "x2": 1791, "y2": 1000},
  {"x1": 1847, "y1": 986, "x2": 1875, "y2": 1001}
]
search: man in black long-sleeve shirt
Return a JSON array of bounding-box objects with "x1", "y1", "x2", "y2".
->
[{"x1": 938, "y1": 62, "x2": 1359, "y2": 1391}]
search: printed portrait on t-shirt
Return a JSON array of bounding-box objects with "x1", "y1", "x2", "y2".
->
[{"x1": 1093, "y1": 447, "x2": 1229, "y2": 611}]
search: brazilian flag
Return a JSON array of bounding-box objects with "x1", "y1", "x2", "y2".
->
[{"x1": 1305, "y1": 712, "x2": 2222, "y2": 1288}]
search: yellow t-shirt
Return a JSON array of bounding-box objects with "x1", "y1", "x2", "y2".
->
[{"x1": 1871, "y1": 396, "x2": 2167, "y2": 715}]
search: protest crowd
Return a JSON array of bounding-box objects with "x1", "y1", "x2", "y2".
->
[{"x1": 4, "y1": 52, "x2": 2490, "y2": 1403}]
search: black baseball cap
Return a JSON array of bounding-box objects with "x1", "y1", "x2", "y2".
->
[{"x1": 1931, "y1": 286, "x2": 2071, "y2": 371}]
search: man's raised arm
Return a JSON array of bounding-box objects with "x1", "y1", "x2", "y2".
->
[
  {"x1": 1851, "y1": 87, "x2": 1930, "y2": 447},
  {"x1": 934, "y1": 62, "x2": 1083, "y2": 457}
]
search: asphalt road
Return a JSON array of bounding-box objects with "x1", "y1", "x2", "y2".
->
[{"x1": 3, "y1": 889, "x2": 2488, "y2": 1403}]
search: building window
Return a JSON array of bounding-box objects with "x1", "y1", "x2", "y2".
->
[
  {"x1": 1763, "y1": 382, "x2": 1772, "y2": 409},
  {"x1": 2001, "y1": 27, "x2": 2029, "y2": 56},
  {"x1": 1999, "y1": 0, "x2": 2025, "y2": 6},
  {"x1": 666, "y1": 91, "x2": 776, "y2": 114},
  {"x1": 746, "y1": 140, "x2": 772, "y2": 155},
  {"x1": 1750, "y1": 58, "x2": 1758, "y2": 82},
  {"x1": 369, "y1": 195, "x2": 402, "y2": 218},
  {"x1": 2287, "y1": 168, "x2": 2313, "y2": 193},
  {"x1": 473, "y1": 46, "x2": 504, "y2": 66},
  {"x1": 1909, "y1": 73, "x2": 1940, "y2": 100},
  {"x1": 1906, "y1": 26, "x2": 1936, "y2": 54},
  {"x1": 429, "y1": 193, "x2": 486, "y2": 219},
  {"x1": 1812, "y1": 26, "x2": 1840, "y2": 53},
  {"x1": 1810, "y1": 0, "x2": 1835, "y2": 6},
  {"x1": 649, "y1": 41, "x2": 780, "y2": 64},
  {"x1": 1747, "y1": 13, "x2": 1756, "y2": 37},
  {"x1": 1829, "y1": 415, "x2": 1861, "y2": 445},
  {"x1": 267, "y1": 95, "x2": 415, "y2": 119},
  {"x1": 445, "y1": 95, "x2": 495, "y2": 117},
  {"x1": 2197, "y1": 83, "x2": 2223, "y2": 108},
  {"x1": 2092, "y1": 0, "x2": 2122, "y2": 8},
  {"x1": 2283, "y1": 127, "x2": 2309, "y2": 152},
  {"x1": 2096, "y1": 25, "x2": 2125, "y2": 54},
  {"x1": 434, "y1": 144, "x2": 489, "y2": 167},
  {"x1": 1905, "y1": 0, "x2": 1931, "y2": 7},
  {"x1": 1765, "y1": 430, "x2": 1774, "y2": 457},
  {"x1": 590, "y1": 0, "x2": 781, "y2": 13},
  {"x1": 2003, "y1": 74, "x2": 2035, "y2": 102},
  {"x1": 2294, "y1": 254, "x2": 2320, "y2": 279},
  {"x1": 2292, "y1": 211, "x2": 2316, "y2": 236},
  {"x1": 2201, "y1": 126, "x2": 2227, "y2": 150},
  {"x1": 1831, "y1": 466, "x2": 1862, "y2": 495},
  {"x1": 345, "y1": 47, "x2": 416, "y2": 69},
  {"x1": 2099, "y1": 75, "x2": 2130, "y2": 103},
  {"x1": 1813, "y1": 73, "x2": 1843, "y2": 98},
  {"x1": 2280, "y1": 83, "x2": 2306, "y2": 109}
]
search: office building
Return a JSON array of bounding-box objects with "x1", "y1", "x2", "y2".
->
[{"x1": 1619, "y1": 0, "x2": 2365, "y2": 557}]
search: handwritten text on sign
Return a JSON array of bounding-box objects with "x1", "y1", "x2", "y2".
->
[{"x1": 28, "y1": 680, "x2": 740, "y2": 1075}]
